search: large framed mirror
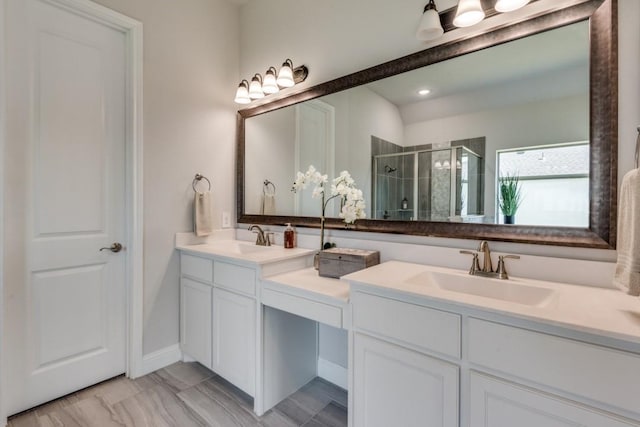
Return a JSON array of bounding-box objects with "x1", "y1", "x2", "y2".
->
[{"x1": 237, "y1": 0, "x2": 617, "y2": 249}]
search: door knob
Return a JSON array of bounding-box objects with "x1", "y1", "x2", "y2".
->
[{"x1": 100, "y1": 243, "x2": 123, "y2": 253}]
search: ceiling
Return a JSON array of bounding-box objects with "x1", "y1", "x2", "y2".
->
[{"x1": 365, "y1": 20, "x2": 589, "y2": 108}]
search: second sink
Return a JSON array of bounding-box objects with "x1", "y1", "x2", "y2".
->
[{"x1": 406, "y1": 270, "x2": 555, "y2": 307}]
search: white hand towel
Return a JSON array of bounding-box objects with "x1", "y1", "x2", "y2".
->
[
  {"x1": 262, "y1": 193, "x2": 276, "y2": 215},
  {"x1": 613, "y1": 168, "x2": 640, "y2": 296},
  {"x1": 194, "y1": 191, "x2": 213, "y2": 237}
]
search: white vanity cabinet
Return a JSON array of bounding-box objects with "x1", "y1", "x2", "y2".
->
[
  {"x1": 211, "y1": 260, "x2": 257, "y2": 397},
  {"x1": 180, "y1": 277, "x2": 213, "y2": 369},
  {"x1": 351, "y1": 290, "x2": 460, "y2": 427},
  {"x1": 180, "y1": 253, "x2": 257, "y2": 396},
  {"x1": 467, "y1": 318, "x2": 640, "y2": 427},
  {"x1": 469, "y1": 372, "x2": 638, "y2": 427},
  {"x1": 349, "y1": 282, "x2": 640, "y2": 427}
]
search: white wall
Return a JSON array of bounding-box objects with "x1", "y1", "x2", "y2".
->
[
  {"x1": 239, "y1": 0, "x2": 640, "y2": 372},
  {"x1": 90, "y1": 0, "x2": 240, "y2": 355}
]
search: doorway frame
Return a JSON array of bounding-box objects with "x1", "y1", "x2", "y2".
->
[{"x1": 0, "y1": 0, "x2": 144, "y2": 421}]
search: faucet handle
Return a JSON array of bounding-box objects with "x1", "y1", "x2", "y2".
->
[
  {"x1": 460, "y1": 250, "x2": 480, "y2": 275},
  {"x1": 496, "y1": 255, "x2": 520, "y2": 279}
]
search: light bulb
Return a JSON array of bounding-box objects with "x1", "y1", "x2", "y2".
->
[
  {"x1": 234, "y1": 80, "x2": 250, "y2": 104},
  {"x1": 248, "y1": 74, "x2": 264, "y2": 99},
  {"x1": 453, "y1": 0, "x2": 485, "y2": 28},
  {"x1": 262, "y1": 67, "x2": 279, "y2": 94},
  {"x1": 416, "y1": 0, "x2": 444, "y2": 41},
  {"x1": 277, "y1": 59, "x2": 295, "y2": 88}
]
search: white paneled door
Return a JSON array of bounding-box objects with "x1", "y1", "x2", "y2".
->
[{"x1": 4, "y1": 0, "x2": 127, "y2": 414}]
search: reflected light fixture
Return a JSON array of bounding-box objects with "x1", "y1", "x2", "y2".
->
[
  {"x1": 443, "y1": 160, "x2": 451, "y2": 170},
  {"x1": 416, "y1": 0, "x2": 444, "y2": 42},
  {"x1": 495, "y1": 0, "x2": 530, "y2": 13},
  {"x1": 248, "y1": 74, "x2": 264, "y2": 99},
  {"x1": 418, "y1": 89, "x2": 431, "y2": 96},
  {"x1": 234, "y1": 79, "x2": 250, "y2": 104},
  {"x1": 453, "y1": 0, "x2": 485, "y2": 28},
  {"x1": 262, "y1": 67, "x2": 279, "y2": 94},
  {"x1": 234, "y1": 58, "x2": 308, "y2": 104}
]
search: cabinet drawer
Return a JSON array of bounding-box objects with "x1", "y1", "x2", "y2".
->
[
  {"x1": 181, "y1": 254, "x2": 213, "y2": 283},
  {"x1": 352, "y1": 291, "x2": 461, "y2": 359},
  {"x1": 470, "y1": 372, "x2": 639, "y2": 427},
  {"x1": 262, "y1": 287, "x2": 343, "y2": 329},
  {"x1": 468, "y1": 318, "x2": 640, "y2": 417},
  {"x1": 214, "y1": 261, "x2": 256, "y2": 295}
]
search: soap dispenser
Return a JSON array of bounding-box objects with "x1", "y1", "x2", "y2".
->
[
  {"x1": 401, "y1": 197, "x2": 408, "y2": 210},
  {"x1": 284, "y1": 223, "x2": 296, "y2": 249}
]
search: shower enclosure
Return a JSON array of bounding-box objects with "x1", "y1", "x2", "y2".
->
[{"x1": 372, "y1": 146, "x2": 484, "y2": 221}]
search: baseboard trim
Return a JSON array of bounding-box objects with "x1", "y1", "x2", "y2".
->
[
  {"x1": 317, "y1": 358, "x2": 348, "y2": 390},
  {"x1": 139, "y1": 344, "x2": 182, "y2": 377}
]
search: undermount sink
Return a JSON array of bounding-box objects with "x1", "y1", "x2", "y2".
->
[
  {"x1": 406, "y1": 270, "x2": 555, "y2": 307},
  {"x1": 199, "y1": 240, "x2": 276, "y2": 255}
]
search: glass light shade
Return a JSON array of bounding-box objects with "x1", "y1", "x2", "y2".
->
[
  {"x1": 416, "y1": 8, "x2": 443, "y2": 41},
  {"x1": 248, "y1": 75, "x2": 264, "y2": 99},
  {"x1": 434, "y1": 161, "x2": 443, "y2": 169},
  {"x1": 453, "y1": 0, "x2": 485, "y2": 28},
  {"x1": 234, "y1": 81, "x2": 250, "y2": 104},
  {"x1": 262, "y1": 69, "x2": 279, "y2": 94},
  {"x1": 443, "y1": 160, "x2": 451, "y2": 169},
  {"x1": 277, "y1": 61, "x2": 295, "y2": 88},
  {"x1": 495, "y1": 0, "x2": 530, "y2": 12}
]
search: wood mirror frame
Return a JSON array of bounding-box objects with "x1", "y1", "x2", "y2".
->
[{"x1": 236, "y1": 0, "x2": 617, "y2": 249}]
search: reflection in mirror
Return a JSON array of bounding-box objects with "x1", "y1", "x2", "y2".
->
[{"x1": 244, "y1": 20, "x2": 589, "y2": 227}]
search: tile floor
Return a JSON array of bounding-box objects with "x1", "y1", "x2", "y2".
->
[{"x1": 7, "y1": 362, "x2": 348, "y2": 427}]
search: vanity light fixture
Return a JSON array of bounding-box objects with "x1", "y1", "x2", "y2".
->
[
  {"x1": 262, "y1": 67, "x2": 280, "y2": 94},
  {"x1": 453, "y1": 0, "x2": 485, "y2": 28},
  {"x1": 234, "y1": 79, "x2": 251, "y2": 104},
  {"x1": 248, "y1": 74, "x2": 265, "y2": 99},
  {"x1": 416, "y1": 0, "x2": 444, "y2": 41},
  {"x1": 495, "y1": 0, "x2": 530, "y2": 13},
  {"x1": 277, "y1": 59, "x2": 295, "y2": 88},
  {"x1": 234, "y1": 59, "x2": 309, "y2": 104}
]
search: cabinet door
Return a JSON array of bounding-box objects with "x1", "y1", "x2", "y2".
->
[
  {"x1": 469, "y1": 372, "x2": 640, "y2": 427},
  {"x1": 180, "y1": 278, "x2": 212, "y2": 369},
  {"x1": 212, "y1": 287, "x2": 256, "y2": 396},
  {"x1": 353, "y1": 333, "x2": 459, "y2": 427}
]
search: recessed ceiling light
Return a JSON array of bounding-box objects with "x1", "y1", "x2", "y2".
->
[{"x1": 418, "y1": 89, "x2": 431, "y2": 96}]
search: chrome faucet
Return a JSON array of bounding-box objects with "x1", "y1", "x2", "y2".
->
[
  {"x1": 248, "y1": 225, "x2": 271, "y2": 246},
  {"x1": 459, "y1": 240, "x2": 520, "y2": 280}
]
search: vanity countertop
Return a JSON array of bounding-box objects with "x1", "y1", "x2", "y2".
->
[
  {"x1": 343, "y1": 260, "x2": 640, "y2": 345},
  {"x1": 263, "y1": 267, "x2": 350, "y2": 305},
  {"x1": 176, "y1": 240, "x2": 314, "y2": 266}
]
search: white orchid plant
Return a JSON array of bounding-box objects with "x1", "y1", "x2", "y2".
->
[{"x1": 292, "y1": 165, "x2": 366, "y2": 250}]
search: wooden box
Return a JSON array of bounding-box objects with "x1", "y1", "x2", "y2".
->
[{"x1": 318, "y1": 248, "x2": 380, "y2": 279}]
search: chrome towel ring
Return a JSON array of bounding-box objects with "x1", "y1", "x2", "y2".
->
[{"x1": 192, "y1": 173, "x2": 211, "y2": 192}]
